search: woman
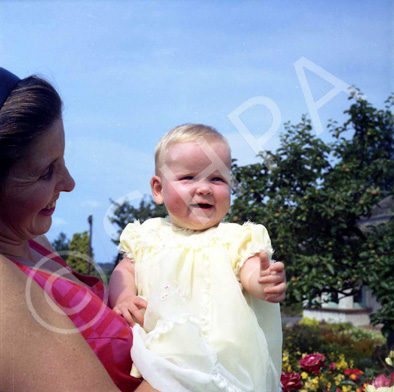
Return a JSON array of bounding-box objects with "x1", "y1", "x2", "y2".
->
[{"x1": 0, "y1": 67, "x2": 157, "y2": 391}]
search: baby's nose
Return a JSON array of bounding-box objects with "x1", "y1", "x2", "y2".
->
[{"x1": 196, "y1": 182, "x2": 212, "y2": 195}]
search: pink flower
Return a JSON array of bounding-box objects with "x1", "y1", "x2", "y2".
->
[
  {"x1": 300, "y1": 353, "x2": 326, "y2": 374},
  {"x1": 281, "y1": 372, "x2": 302, "y2": 391},
  {"x1": 373, "y1": 374, "x2": 391, "y2": 388},
  {"x1": 391, "y1": 372, "x2": 394, "y2": 385},
  {"x1": 329, "y1": 362, "x2": 336, "y2": 371}
]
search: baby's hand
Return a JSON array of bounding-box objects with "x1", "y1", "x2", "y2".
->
[
  {"x1": 113, "y1": 296, "x2": 148, "y2": 327},
  {"x1": 258, "y1": 251, "x2": 286, "y2": 303}
]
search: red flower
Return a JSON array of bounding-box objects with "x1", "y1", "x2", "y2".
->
[
  {"x1": 281, "y1": 372, "x2": 302, "y2": 391},
  {"x1": 391, "y1": 371, "x2": 394, "y2": 385},
  {"x1": 300, "y1": 353, "x2": 326, "y2": 374},
  {"x1": 344, "y1": 368, "x2": 364, "y2": 381},
  {"x1": 373, "y1": 374, "x2": 391, "y2": 388}
]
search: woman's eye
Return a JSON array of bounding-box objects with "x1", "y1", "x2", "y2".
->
[{"x1": 40, "y1": 165, "x2": 54, "y2": 181}]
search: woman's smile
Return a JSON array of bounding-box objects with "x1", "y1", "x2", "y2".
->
[{"x1": 39, "y1": 200, "x2": 57, "y2": 216}]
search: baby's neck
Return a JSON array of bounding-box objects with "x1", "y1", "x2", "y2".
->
[{"x1": 167, "y1": 217, "x2": 219, "y2": 233}]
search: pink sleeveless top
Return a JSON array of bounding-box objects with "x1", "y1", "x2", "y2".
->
[{"x1": 10, "y1": 239, "x2": 142, "y2": 392}]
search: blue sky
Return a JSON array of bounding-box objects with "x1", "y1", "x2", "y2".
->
[{"x1": 1, "y1": 0, "x2": 392, "y2": 264}]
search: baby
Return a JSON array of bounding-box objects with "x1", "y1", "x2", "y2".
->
[{"x1": 109, "y1": 124, "x2": 286, "y2": 392}]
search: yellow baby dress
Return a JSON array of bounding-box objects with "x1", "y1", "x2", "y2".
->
[{"x1": 119, "y1": 217, "x2": 282, "y2": 392}]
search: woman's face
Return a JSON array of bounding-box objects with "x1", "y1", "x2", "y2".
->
[{"x1": 0, "y1": 118, "x2": 75, "y2": 242}]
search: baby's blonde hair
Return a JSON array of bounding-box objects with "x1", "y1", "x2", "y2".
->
[{"x1": 154, "y1": 123, "x2": 231, "y2": 175}]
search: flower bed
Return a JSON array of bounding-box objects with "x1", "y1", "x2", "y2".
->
[{"x1": 281, "y1": 319, "x2": 393, "y2": 392}]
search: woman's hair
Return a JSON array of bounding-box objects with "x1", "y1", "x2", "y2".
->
[
  {"x1": 0, "y1": 75, "x2": 62, "y2": 189},
  {"x1": 154, "y1": 123, "x2": 230, "y2": 174}
]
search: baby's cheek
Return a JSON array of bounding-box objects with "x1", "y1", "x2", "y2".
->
[{"x1": 166, "y1": 186, "x2": 188, "y2": 207}]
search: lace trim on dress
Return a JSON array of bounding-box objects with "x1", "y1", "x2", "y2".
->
[
  {"x1": 233, "y1": 242, "x2": 267, "y2": 280},
  {"x1": 118, "y1": 247, "x2": 134, "y2": 261},
  {"x1": 144, "y1": 313, "x2": 243, "y2": 392},
  {"x1": 163, "y1": 216, "x2": 220, "y2": 235},
  {"x1": 160, "y1": 217, "x2": 225, "y2": 250},
  {"x1": 231, "y1": 221, "x2": 274, "y2": 280}
]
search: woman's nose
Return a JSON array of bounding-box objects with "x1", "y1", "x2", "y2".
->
[{"x1": 57, "y1": 166, "x2": 75, "y2": 193}]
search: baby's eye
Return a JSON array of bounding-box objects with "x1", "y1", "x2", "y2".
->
[
  {"x1": 180, "y1": 176, "x2": 194, "y2": 181},
  {"x1": 211, "y1": 177, "x2": 225, "y2": 183}
]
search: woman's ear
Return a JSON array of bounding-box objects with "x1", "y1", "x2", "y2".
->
[{"x1": 150, "y1": 176, "x2": 164, "y2": 204}]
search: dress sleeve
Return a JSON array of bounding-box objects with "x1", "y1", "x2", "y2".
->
[
  {"x1": 118, "y1": 221, "x2": 142, "y2": 260},
  {"x1": 228, "y1": 222, "x2": 274, "y2": 279}
]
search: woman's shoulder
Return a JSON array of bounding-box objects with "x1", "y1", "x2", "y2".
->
[
  {"x1": 0, "y1": 255, "x2": 121, "y2": 392},
  {"x1": 0, "y1": 253, "x2": 27, "y2": 285},
  {"x1": 0, "y1": 253, "x2": 40, "y2": 324}
]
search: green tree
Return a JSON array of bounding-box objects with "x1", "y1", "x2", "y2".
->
[
  {"x1": 360, "y1": 217, "x2": 394, "y2": 349},
  {"x1": 228, "y1": 93, "x2": 394, "y2": 346},
  {"x1": 51, "y1": 232, "x2": 70, "y2": 261},
  {"x1": 66, "y1": 231, "x2": 94, "y2": 275},
  {"x1": 109, "y1": 196, "x2": 167, "y2": 245},
  {"x1": 108, "y1": 196, "x2": 167, "y2": 267}
]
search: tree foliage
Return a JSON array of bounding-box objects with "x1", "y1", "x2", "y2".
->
[
  {"x1": 109, "y1": 196, "x2": 167, "y2": 245},
  {"x1": 51, "y1": 232, "x2": 70, "y2": 261},
  {"x1": 66, "y1": 231, "x2": 94, "y2": 275},
  {"x1": 228, "y1": 93, "x2": 394, "y2": 342},
  {"x1": 360, "y1": 217, "x2": 394, "y2": 346}
]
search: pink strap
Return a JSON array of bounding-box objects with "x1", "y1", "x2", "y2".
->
[
  {"x1": 28, "y1": 239, "x2": 69, "y2": 267},
  {"x1": 28, "y1": 239, "x2": 102, "y2": 288}
]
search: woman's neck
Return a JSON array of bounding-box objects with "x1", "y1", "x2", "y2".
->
[{"x1": 0, "y1": 237, "x2": 34, "y2": 262}]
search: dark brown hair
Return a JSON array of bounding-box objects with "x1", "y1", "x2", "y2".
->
[{"x1": 0, "y1": 76, "x2": 62, "y2": 189}]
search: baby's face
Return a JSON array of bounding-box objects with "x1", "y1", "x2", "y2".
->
[{"x1": 153, "y1": 141, "x2": 231, "y2": 231}]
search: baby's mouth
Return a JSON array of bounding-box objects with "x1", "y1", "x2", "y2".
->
[{"x1": 191, "y1": 203, "x2": 213, "y2": 210}]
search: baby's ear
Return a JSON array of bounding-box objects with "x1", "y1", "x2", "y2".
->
[{"x1": 150, "y1": 176, "x2": 164, "y2": 204}]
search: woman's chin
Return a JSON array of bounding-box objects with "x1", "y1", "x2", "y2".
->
[{"x1": 34, "y1": 216, "x2": 53, "y2": 236}]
